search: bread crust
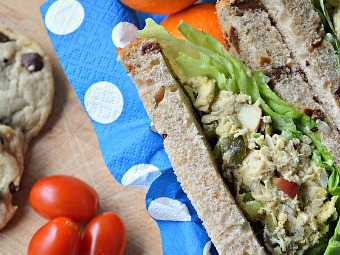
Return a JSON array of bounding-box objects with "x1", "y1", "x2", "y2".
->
[{"x1": 117, "y1": 38, "x2": 266, "y2": 255}]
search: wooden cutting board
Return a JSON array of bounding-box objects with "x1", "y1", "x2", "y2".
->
[{"x1": 0, "y1": 1, "x2": 162, "y2": 254}]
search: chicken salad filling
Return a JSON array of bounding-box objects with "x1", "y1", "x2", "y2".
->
[{"x1": 185, "y1": 76, "x2": 338, "y2": 254}]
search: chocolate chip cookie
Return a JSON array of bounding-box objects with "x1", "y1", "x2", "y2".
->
[
  {"x1": 0, "y1": 27, "x2": 54, "y2": 151},
  {"x1": 0, "y1": 124, "x2": 24, "y2": 229},
  {"x1": 0, "y1": 27, "x2": 54, "y2": 229}
]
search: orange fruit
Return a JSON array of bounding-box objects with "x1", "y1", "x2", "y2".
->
[
  {"x1": 120, "y1": 0, "x2": 197, "y2": 14},
  {"x1": 160, "y1": 3, "x2": 226, "y2": 47}
]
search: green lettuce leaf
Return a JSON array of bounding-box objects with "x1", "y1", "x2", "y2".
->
[
  {"x1": 176, "y1": 52, "x2": 231, "y2": 91},
  {"x1": 257, "y1": 82, "x2": 303, "y2": 119},
  {"x1": 325, "y1": 218, "x2": 340, "y2": 255}
]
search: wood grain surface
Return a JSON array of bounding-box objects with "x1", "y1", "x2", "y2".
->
[{"x1": 0, "y1": 1, "x2": 162, "y2": 254}]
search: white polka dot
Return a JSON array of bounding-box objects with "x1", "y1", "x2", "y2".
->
[
  {"x1": 148, "y1": 197, "x2": 191, "y2": 221},
  {"x1": 112, "y1": 22, "x2": 139, "y2": 48},
  {"x1": 45, "y1": 0, "x2": 85, "y2": 35},
  {"x1": 121, "y1": 164, "x2": 161, "y2": 190},
  {"x1": 84, "y1": 81, "x2": 123, "y2": 124},
  {"x1": 203, "y1": 241, "x2": 212, "y2": 255}
]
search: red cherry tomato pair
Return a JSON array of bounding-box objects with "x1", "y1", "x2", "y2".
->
[
  {"x1": 28, "y1": 175, "x2": 126, "y2": 255},
  {"x1": 28, "y1": 213, "x2": 126, "y2": 255}
]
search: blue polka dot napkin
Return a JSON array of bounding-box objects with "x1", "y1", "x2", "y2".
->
[{"x1": 40, "y1": 0, "x2": 218, "y2": 254}]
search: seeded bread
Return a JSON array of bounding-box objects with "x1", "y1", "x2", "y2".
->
[
  {"x1": 260, "y1": 0, "x2": 340, "y2": 120},
  {"x1": 117, "y1": 38, "x2": 266, "y2": 255},
  {"x1": 216, "y1": 0, "x2": 340, "y2": 164}
]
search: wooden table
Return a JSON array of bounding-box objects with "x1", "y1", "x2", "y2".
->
[{"x1": 0, "y1": 1, "x2": 162, "y2": 254}]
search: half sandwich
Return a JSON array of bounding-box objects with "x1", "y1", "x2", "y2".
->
[{"x1": 117, "y1": 1, "x2": 340, "y2": 254}]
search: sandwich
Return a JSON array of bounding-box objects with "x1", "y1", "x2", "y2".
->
[
  {"x1": 216, "y1": 0, "x2": 340, "y2": 164},
  {"x1": 116, "y1": 0, "x2": 340, "y2": 254}
]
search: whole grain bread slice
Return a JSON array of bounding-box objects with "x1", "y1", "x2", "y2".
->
[
  {"x1": 117, "y1": 38, "x2": 266, "y2": 255},
  {"x1": 260, "y1": 0, "x2": 340, "y2": 124},
  {"x1": 216, "y1": 0, "x2": 340, "y2": 164}
]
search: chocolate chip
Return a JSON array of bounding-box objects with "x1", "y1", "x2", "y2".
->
[
  {"x1": 21, "y1": 52, "x2": 44, "y2": 72},
  {"x1": 9, "y1": 182, "x2": 20, "y2": 193},
  {"x1": 0, "y1": 32, "x2": 10, "y2": 43}
]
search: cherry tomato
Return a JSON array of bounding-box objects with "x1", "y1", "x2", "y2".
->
[
  {"x1": 28, "y1": 217, "x2": 81, "y2": 255},
  {"x1": 81, "y1": 212, "x2": 127, "y2": 255},
  {"x1": 29, "y1": 175, "x2": 99, "y2": 222}
]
